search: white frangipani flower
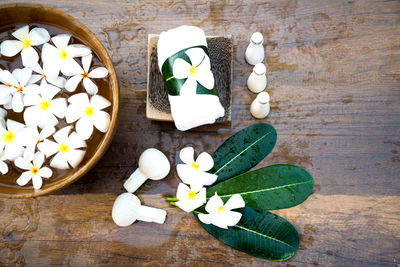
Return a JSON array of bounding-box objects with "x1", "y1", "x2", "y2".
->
[
  {"x1": 23, "y1": 82, "x2": 67, "y2": 128},
  {"x1": 0, "y1": 149, "x2": 9, "y2": 175},
  {"x1": 0, "y1": 25, "x2": 50, "y2": 67},
  {"x1": 65, "y1": 54, "x2": 108, "y2": 95},
  {"x1": 29, "y1": 63, "x2": 66, "y2": 88},
  {"x1": 23, "y1": 126, "x2": 55, "y2": 157},
  {"x1": 38, "y1": 126, "x2": 86, "y2": 169},
  {"x1": 41, "y1": 34, "x2": 91, "y2": 78},
  {"x1": 175, "y1": 183, "x2": 206, "y2": 212},
  {"x1": 0, "y1": 68, "x2": 40, "y2": 112},
  {"x1": 15, "y1": 151, "x2": 52, "y2": 190},
  {"x1": 65, "y1": 93, "x2": 111, "y2": 140},
  {"x1": 198, "y1": 193, "x2": 245, "y2": 229},
  {"x1": 172, "y1": 47, "x2": 214, "y2": 95},
  {"x1": 176, "y1": 147, "x2": 217, "y2": 190},
  {"x1": 0, "y1": 119, "x2": 26, "y2": 160}
]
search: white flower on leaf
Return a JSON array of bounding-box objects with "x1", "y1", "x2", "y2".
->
[
  {"x1": 0, "y1": 25, "x2": 50, "y2": 67},
  {"x1": 176, "y1": 147, "x2": 217, "y2": 190},
  {"x1": 29, "y1": 63, "x2": 66, "y2": 88},
  {"x1": 41, "y1": 34, "x2": 91, "y2": 78},
  {"x1": 0, "y1": 119, "x2": 26, "y2": 160},
  {"x1": 0, "y1": 149, "x2": 9, "y2": 175},
  {"x1": 172, "y1": 47, "x2": 214, "y2": 96},
  {"x1": 65, "y1": 54, "x2": 108, "y2": 95},
  {"x1": 198, "y1": 193, "x2": 245, "y2": 229},
  {"x1": 0, "y1": 68, "x2": 40, "y2": 112},
  {"x1": 23, "y1": 82, "x2": 67, "y2": 128},
  {"x1": 15, "y1": 151, "x2": 52, "y2": 190},
  {"x1": 175, "y1": 183, "x2": 206, "y2": 212},
  {"x1": 38, "y1": 126, "x2": 86, "y2": 169},
  {"x1": 65, "y1": 93, "x2": 111, "y2": 140}
]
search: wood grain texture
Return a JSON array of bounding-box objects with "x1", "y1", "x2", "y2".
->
[{"x1": 1, "y1": 0, "x2": 400, "y2": 266}]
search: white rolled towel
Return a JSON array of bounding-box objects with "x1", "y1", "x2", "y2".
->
[{"x1": 157, "y1": 25, "x2": 225, "y2": 131}]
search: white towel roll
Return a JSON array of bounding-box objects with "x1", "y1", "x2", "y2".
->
[{"x1": 157, "y1": 25, "x2": 225, "y2": 131}]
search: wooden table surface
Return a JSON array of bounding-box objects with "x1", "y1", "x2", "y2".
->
[{"x1": 1, "y1": 0, "x2": 399, "y2": 266}]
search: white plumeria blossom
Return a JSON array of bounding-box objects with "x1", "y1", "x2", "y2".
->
[
  {"x1": 41, "y1": 34, "x2": 91, "y2": 78},
  {"x1": 65, "y1": 54, "x2": 108, "y2": 95},
  {"x1": 0, "y1": 119, "x2": 32, "y2": 160},
  {"x1": 23, "y1": 81, "x2": 67, "y2": 128},
  {"x1": 172, "y1": 47, "x2": 214, "y2": 96},
  {"x1": 29, "y1": 63, "x2": 66, "y2": 88},
  {"x1": 175, "y1": 183, "x2": 206, "y2": 212},
  {"x1": 0, "y1": 149, "x2": 9, "y2": 174},
  {"x1": 23, "y1": 126, "x2": 56, "y2": 157},
  {"x1": 65, "y1": 93, "x2": 111, "y2": 140},
  {"x1": 176, "y1": 147, "x2": 217, "y2": 190},
  {"x1": 198, "y1": 193, "x2": 245, "y2": 229},
  {"x1": 15, "y1": 151, "x2": 52, "y2": 190},
  {"x1": 0, "y1": 68, "x2": 40, "y2": 112},
  {"x1": 38, "y1": 126, "x2": 86, "y2": 169},
  {"x1": 0, "y1": 25, "x2": 50, "y2": 67}
]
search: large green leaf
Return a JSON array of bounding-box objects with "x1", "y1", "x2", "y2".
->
[
  {"x1": 211, "y1": 123, "x2": 277, "y2": 183},
  {"x1": 194, "y1": 206, "x2": 299, "y2": 261},
  {"x1": 207, "y1": 164, "x2": 314, "y2": 210}
]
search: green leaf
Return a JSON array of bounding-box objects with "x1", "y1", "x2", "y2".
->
[
  {"x1": 207, "y1": 164, "x2": 314, "y2": 210},
  {"x1": 194, "y1": 206, "x2": 299, "y2": 261},
  {"x1": 211, "y1": 123, "x2": 277, "y2": 183}
]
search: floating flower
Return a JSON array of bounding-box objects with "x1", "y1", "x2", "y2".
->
[
  {"x1": 175, "y1": 183, "x2": 206, "y2": 212},
  {"x1": 65, "y1": 93, "x2": 111, "y2": 140},
  {"x1": 198, "y1": 193, "x2": 245, "y2": 229},
  {"x1": 172, "y1": 47, "x2": 214, "y2": 95},
  {"x1": 0, "y1": 68, "x2": 40, "y2": 112},
  {"x1": 65, "y1": 54, "x2": 108, "y2": 95},
  {"x1": 29, "y1": 63, "x2": 66, "y2": 88},
  {"x1": 38, "y1": 126, "x2": 86, "y2": 169},
  {"x1": 15, "y1": 151, "x2": 52, "y2": 189},
  {"x1": 23, "y1": 81, "x2": 67, "y2": 128},
  {"x1": 0, "y1": 119, "x2": 26, "y2": 160},
  {"x1": 0, "y1": 25, "x2": 50, "y2": 67},
  {"x1": 176, "y1": 147, "x2": 217, "y2": 190},
  {"x1": 41, "y1": 34, "x2": 91, "y2": 78},
  {"x1": 23, "y1": 127, "x2": 55, "y2": 158},
  {"x1": 0, "y1": 149, "x2": 8, "y2": 175}
]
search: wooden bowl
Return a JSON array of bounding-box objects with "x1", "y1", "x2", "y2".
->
[{"x1": 0, "y1": 3, "x2": 119, "y2": 198}]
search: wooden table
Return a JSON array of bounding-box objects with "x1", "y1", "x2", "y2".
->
[{"x1": 1, "y1": 0, "x2": 399, "y2": 266}]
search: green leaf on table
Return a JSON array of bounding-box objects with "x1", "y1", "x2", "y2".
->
[
  {"x1": 210, "y1": 123, "x2": 277, "y2": 183},
  {"x1": 194, "y1": 206, "x2": 299, "y2": 261},
  {"x1": 207, "y1": 164, "x2": 314, "y2": 210}
]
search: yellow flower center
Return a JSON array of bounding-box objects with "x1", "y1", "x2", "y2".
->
[
  {"x1": 40, "y1": 100, "x2": 51, "y2": 110},
  {"x1": 31, "y1": 166, "x2": 39, "y2": 175},
  {"x1": 58, "y1": 48, "x2": 68, "y2": 60},
  {"x1": 191, "y1": 162, "x2": 200, "y2": 170},
  {"x1": 217, "y1": 206, "x2": 226, "y2": 213},
  {"x1": 85, "y1": 106, "x2": 94, "y2": 116},
  {"x1": 188, "y1": 190, "x2": 197, "y2": 200},
  {"x1": 189, "y1": 66, "x2": 198, "y2": 77},
  {"x1": 82, "y1": 72, "x2": 89, "y2": 78},
  {"x1": 16, "y1": 86, "x2": 23, "y2": 93},
  {"x1": 23, "y1": 37, "x2": 31, "y2": 49},
  {"x1": 59, "y1": 143, "x2": 69, "y2": 153},
  {"x1": 2, "y1": 131, "x2": 15, "y2": 143}
]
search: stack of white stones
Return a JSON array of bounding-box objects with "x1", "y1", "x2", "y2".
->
[{"x1": 245, "y1": 32, "x2": 270, "y2": 119}]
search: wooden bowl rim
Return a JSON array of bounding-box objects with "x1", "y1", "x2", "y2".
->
[{"x1": 0, "y1": 3, "x2": 119, "y2": 198}]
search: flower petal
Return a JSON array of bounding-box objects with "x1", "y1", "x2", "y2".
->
[
  {"x1": 92, "y1": 111, "x2": 110, "y2": 133},
  {"x1": 38, "y1": 139, "x2": 59, "y2": 157},
  {"x1": 32, "y1": 175, "x2": 43, "y2": 190},
  {"x1": 68, "y1": 132, "x2": 87, "y2": 149},
  {"x1": 51, "y1": 34, "x2": 70, "y2": 49},
  {"x1": 23, "y1": 93, "x2": 40, "y2": 107},
  {"x1": 23, "y1": 106, "x2": 41, "y2": 126},
  {"x1": 0, "y1": 70, "x2": 19, "y2": 87},
  {"x1": 205, "y1": 193, "x2": 224, "y2": 214},
  {"x1": 29, "y1": 74, "x2": 42, "y2": 84},
  {"x1": 0, "y1": 108, "x2": 6, "y2": 118},
  {"x1": 179, "y1": 146, "x2": 195, "y2": 164},
  {"x1": 68, "y1": 92, "x2": 89, "y2": 106},
  {"x1": 68, "y1": 44, "x2": 91, "y2": 58},
  {"x1": 175, "y1": 187, "x2": 206, "y2": 213},
  {"x1": 195, "y1": 69, "x2": 214, "y2": 90},
  {"x1": 222, "y1": 210, "x2": 242, "y2": 227},
  {"x1": 12, "y1": 93, "x2": 24, "y2": 113},
  {"x1": 195, "y1": 172, "x2": 218, "y2": 187},
  {"x1": 39, "y1": 166, "x2": 52, "y2": 178},
  {"x1": 16, "y1": 171, "x2": 33, "y2": 186},
  {"x1": 83, "y1": 77, "x2": 98, "y2": 95},
  {"x1": 47, "y1": 76, "x2": 66, "y2": 88},
  {"x1": 41, "y1": 83, "x2": 60, "y2": 100},
  {"x1": 4, "y1": 143, "x2": 24, "y2": 160},
  {"x1": 13, "y1": 68, "x2": 32, "y2": 86},
  {"x1": 67, "y1": 149, "x2": 85, "y2": 168},
  {"x1": 14, "y1": 157, "x2": 32, "y2": 170},
  {"x1": 0, "y1": 95, "x2": 11, "y2": 106},
  {"x1": 39, "y1": 126, "x2": 56, "y2": 140},
  {"x1": 23, "y1": 146, "x2": 35, "y2": 162},
  {"x1": 53, "y1": 126, "x2": 72, "y2": 144},
  {"x1": 33, "y1": 152, "x2": 45, "y2": 168},
  {"x1": 7, "y1": 119, "x2": 25, "y2": 132},
  {"x1": 18, "y1": 127, "x2": 39, "y2": 147},
  {"x1": 172, "y1": 58, "x2": 191, "y2": 79},
  {"x1": 49, "y1": 98, "x2": 67, "y2": 119},
  {"x1": 21, "y1": 46, "x2": 39, "y2": 68},
  {"x1": 43, "y1": 59, "x2": 61, "y2": 79},
  {"x1": 29, "y1": 27, "x2": 50, "y2": 46},
  {"x1": 65, "y1": 104, "x2": 83, "y2": 123},
  {"x1": 61, "y1": 58, "x2": 83, "y2": 76},
  {"x1": 198, "y1": 213, "x2": 214, "y2": 225},
  {"x1": 195, "y1": 152, "x2": 214, "y2": 172},
  {"x1": 225, "y1": 194, "x2": 245, "y2": 211},
  {"x1": 176, "y1": 164, "x2": 195, "y2": 185},
  {"x1": 76, "y1": 116, "x2": 93, "y2": 140},
  {"x1": 0, "y1": 40, "x2": 23, "y2": 57},
  {"x1": 88, "y1": 67, "x2": 108, "y2": 78},
  {"x1": 176, "y1": 183, "x2": 190, "y2": 200},
  {"x1": 50, "y1": 152, "x2": 69, "y2": 169},
  {"x1": 185, "y1": 47, "x2": 206, "y2": 67},
  {"x1": 0, "y1": 161, "x2": 8, "y2": 174},
  {"x1": 23, "y1": 84, "x2": 40, "y2": 95},
  {"x1": 12, "y1": 25, "x2": 29, "y2": 41},
  {"x1": 91, "y1": 94, "x2": 111, "y2": 111},
  {"x1": 179, "y1": 77, "x2": 197, "y2": 96},
  {"x1": 41, "y1": 43, "x2": 58, "y2": 62},
  {"x1": 65, "y1": 75, "x2": 83, "y2": 92},
  {"x1": 82, "y1": 54, "x2": 92, "y2": 73}
]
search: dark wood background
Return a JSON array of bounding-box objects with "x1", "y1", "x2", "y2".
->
[{"x1": 1, "y1": 0, "x2": 399, "y2": 266}]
